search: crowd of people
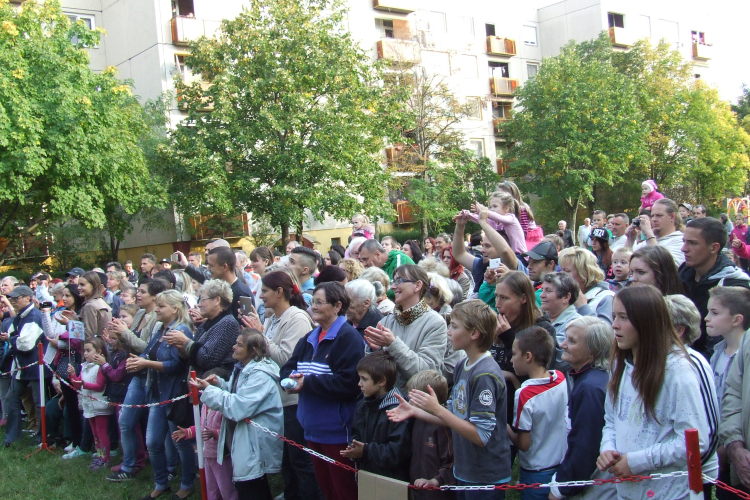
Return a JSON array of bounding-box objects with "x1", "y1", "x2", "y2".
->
[{"x1": 3, "y1": 179, "x2": 750, "y2": 500}]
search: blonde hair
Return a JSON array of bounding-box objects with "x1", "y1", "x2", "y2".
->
[
  {"x1": 613, "y1": 247, "x2": 633, "y2": 259},
  {"x1": 450, "y1": 300, "x2": 498, "y2": 352},
  {"x1": 155, "y1": 290, "x2": 193, "y2": 329},
  {"x1": 418, "y1": 257, "x2": 449, "y2": 278},
  {"x1": 352, "y1": 214, "x2": 370, "y2": 224},
  {"x1": 425, "y1": 272, "x2": 453, "y2": 305},
  {"x1": 488, "y1": 191, "x2": 519, "y2": 218},
  {"x1": 559, "y1": 247, "x2": 604, "y2": 291},
  {"x1": 406, "y1": 370, "x2": 448, "y2": 405},
  {"x1": 340, "y1": 258, "x2": 364, "y2": 280}
]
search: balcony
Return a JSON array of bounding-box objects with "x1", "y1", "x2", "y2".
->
[
  {"x1": 608, "y1": 27, "x2": 636, "y2": 48},
  {"x1": 373, "y1": 0, "x2": 416, "y2": 13},
  {"x1": 496, "y1": 159, "x2": 509, "y2": 175},
  {"x1": 176, "y1": 82, "x2": 214, "y2": 112},
  {"x1": 393, "y1": 201, "x2": 416, "y2": 224},
  {"x1": 692, "y1": 42, "x2": 713, "y2": 61},
  {"x1": 171, "y1": 16, "x2": 221, "y2": 46},
  {"x1": 376, "y1": 39, "x2": 420, "y2": 64},
  {"x1": 490, "y1": 77, "x2": 518, "y2": 97},
  {"x1": 493, "y1": 117, "x2": 511, "y2": 136},
  {"x1": 486, "y1": 37, "x2": 517, "y2": 57}
]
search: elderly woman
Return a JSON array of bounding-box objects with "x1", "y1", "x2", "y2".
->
[
  {"x1": 359, "y1": 266, "x2": 395, "y2": 315},
  {"x1": 540, "y1": 272, "x2": 583, "y2": 345},
  {"x1": 363, "y1": 264, "x2": 448, "y2": 391},
  {"x1": 280, "y1": 282, "x2": 364, "y2": 500},
  {"x1": 239, "y1": 270, "x2": 320, "y2": 500},
  {"x1": 165, "y1": 279, "x2": 240, "y2": 378},
  {"x1": 559, "y1": 247, "x2": 615, "y2": 324},
  {"x1": 550, "y1": 317, "x2": 616, "y2": 500},
  {"x1": 345, "y1": 279, "x2": 384, "y2": 337}
]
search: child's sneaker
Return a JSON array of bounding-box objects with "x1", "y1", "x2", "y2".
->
[
  {"x1": 63, "y1": 443, "x2": 74, "y2": 453},
  {"x1": 62, "y1": 446, "x2": 87, "y2": 460},
  {"x1": 89, "y1": 458, "x2": 111, "y2": 471}
]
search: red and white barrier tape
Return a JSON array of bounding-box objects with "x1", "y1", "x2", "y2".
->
[
  {"x1": 243, "y1": 418, "x2": 693, "y2": 491},
  {"x1": 44, "y1": 361, "x2": 190, "y2": 409},
  {"x1": 704, "y1": 474, "x2": 750, "y2": 500},
  {"x1": 0, "y1": 361, "x2": 39, "y2": 377}
]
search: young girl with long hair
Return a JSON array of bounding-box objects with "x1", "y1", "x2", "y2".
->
[
  {"x1": 496, "y1": 180, "x2": 544, "y2": 248},
  {"x1": 468, "y1": 191, "x2": 527, "y2": 254},
  {"x1": 597, "y1": 286, "x2": 717, "y2": 499}
]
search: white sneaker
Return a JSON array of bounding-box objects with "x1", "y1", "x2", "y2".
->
[
  {"x1": 62, "y1": 447, "x2": 87, "y2": 460},
  {"x1": 64, "y1": 443, "x2": 74, "y2": 453},
  {"x1": 274, "y1": 494, "x2": 285, "y2": 500}
]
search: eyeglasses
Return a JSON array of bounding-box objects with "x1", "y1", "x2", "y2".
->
[
  {"x1": 391, "y1": 278, "x2": 416, "y2": 287},
  {"x1": 311, "y1": 300, "x2": 329, "y2": 307}
]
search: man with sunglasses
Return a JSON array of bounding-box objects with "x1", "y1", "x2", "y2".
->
[{"x1": 0, "y1": 286, "x2": 48, "y2": 446}]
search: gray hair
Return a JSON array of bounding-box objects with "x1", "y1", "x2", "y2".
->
[
  {"x1": 198, "y1": 279, "x2": 233, "y2": 310},
  {"x1": 665, "y1": 294, "x2": 701, "y2": 344},
  {"x1": 359, "y1": 239, "x2": 385, "y2": 254},
  {"x1": 445, "y1": 279, "x2": 464, "y2": 307},
  {"x1": 2, "y1": 276, "x2": 19, "y2": 285},
  {"x1": 419, "y1": 257, "x2": 449, "y2": 278},
  {"x1": 436, "y1": 233, "x2": 452, "y2": 243},
  {"x1": 566, "y1": 316, "x2": 614, "y2": 370},
  {"x1": 345, "y1": 279, "x2": 377, "y2": 310},
  {"x1": 359, "y1": 267, "x2": 390, "y2": 298},
  {"x1": 348, "y1": 236, "x2": 367, "y2": 253},
  {"x1": 235, "y1": 250, "x2": 249, "y2": 267},
  {"x1": 50, "y1": 282, "x2": 66, "y2": 297},
  {"x1": 427, "y1": 273, "x2": 453, "y2": 304},
  {"x1": 542, "y1": 272, "x2": 580, "y2": 305}
]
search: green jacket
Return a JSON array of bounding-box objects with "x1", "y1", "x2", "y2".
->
[{"x1": 383, "y1": 250, "x2": 415, "y2": 300}]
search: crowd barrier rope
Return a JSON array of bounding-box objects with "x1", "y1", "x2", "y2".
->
[{"x1": 0, "y1": 360, "x2": 39, "y2": 377}]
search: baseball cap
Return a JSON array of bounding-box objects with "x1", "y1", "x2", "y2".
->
[
  {"x1": 523, "y1": 241, "x2": 558, "y2": 263},
  {"x1": 66, "y1": 267, "x2": 85, "y2": 277},
  {"x1": 159, "y1": 258, "x2": 170, "y2": 264},
  {"x1": 679, "y1": 203, "x2": 693, "y2": 211},
  {"x1": 7, "y1": 285, "x2": 34, "y2": 298},
  {"x1": 591, "y1": 228, "x2": 610, "y2": 241}
]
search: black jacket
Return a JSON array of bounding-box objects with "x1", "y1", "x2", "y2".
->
[
  {"x1": 352, "y1": 387, "x2": 412, "y2": 481},
  {"x1": 410, "y1": 420, "x2": 456, "y2": 500},
  {"x1": 679, "y1": 254, "x2": 750, "y2": 358},
  {"x1": 556, "y1": 364, "x2": 609, "y2": 497},
  {"x1": 350, "y1": 307, "x2": 384, "y2": 338},
  {"x1": 562, "y1": 229, "x2": 575, "y2": 248}
]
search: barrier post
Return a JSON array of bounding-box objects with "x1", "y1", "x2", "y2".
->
[
  {"x1": 26, "y1": 342, "x2": 54, "y2": 458},
  {"x1": 686, "y1": 428, "x2": 704, "y2": 500},
  {"x1": 191, "y1": 371, "x2": 208, "y2": 500}
]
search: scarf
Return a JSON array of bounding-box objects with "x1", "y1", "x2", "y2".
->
[{"x1": 393, "y1": 299, "x2": 430, "y2": 326}]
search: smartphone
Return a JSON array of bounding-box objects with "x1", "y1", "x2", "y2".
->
[
  {"x1": 489, "y1": 258, "x2": 502, "y2": 269},
  {"x1": 170, "y1": 253, "x2": 178, "y2": 262},
  {"x1": 239, "y1": 296, "x2": 256, "y2": 316}
]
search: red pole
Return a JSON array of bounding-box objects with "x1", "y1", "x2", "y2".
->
[
  {"x1": 685, "y1": 428, "x2": 704, "y2": 499},
  {"x1": 191, "y1": 371, "x2": 208, "y2": 500}
]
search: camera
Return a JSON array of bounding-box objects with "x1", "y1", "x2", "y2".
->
[
  {"x1": 632, "y1": 219, "x2": 641, "y2": 227},
  {"x1": 40, "y1": 301, "x2": 53, "y2": 309}
]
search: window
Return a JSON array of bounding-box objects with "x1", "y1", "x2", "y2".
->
[
  {"x1": 469, "y1": 139, "x2": 485, "y2": 160},
  {"x1": 172, "y1": 0, "x2": 195, "y2": 17},
  {"x1": 376, "y1": 19, "x2": 395, "y2": 38},
  {"x1": 488, "y1": 61, "x2": 509, "y2": 78},
  {"x1": 421, "y1": 50, "x2": 450, "y2": 75},
  {"x1": 657, "y1": 19, "x2": 680, "y2": 48},
  {"x1": 691, "y1": 30, "x2": 707, "y2": 45},
  {"x1": 65, "y1": 13, "x2": 95, "y2": 46},
  {"x1": 526, "y1": 63, "x2": 539, "y2": 79},
  {"x1": 331, "y1": 237, "x2": 341, "y2": 247},
  {"x1": 607, "y1": 13, "x2": 624, "y2": 29},
  {"x1": 174, "y1": 54, "x2": 196, "y2": 82},
  {"x1": 453, "y1": 16, "x2": 474, "y2": 37},
  {"x1": 428, "y1": 11, "x2": 446, "y2": 33},
  {"x1": 485, "y1": 23, "x2": 496, "y2": 37},
  {"x1": 466, "y1": 98, "x2": 482, "y2": 120},
  {"x1": 523, "y1": 26, "x2": 538, "y2": 46},
  {"x1": 493, "y1": 102, "x2": 512, "y2": 120}
]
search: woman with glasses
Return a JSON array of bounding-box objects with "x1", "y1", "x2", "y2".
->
[
  {"x1": 165, "y1": 279, "x2": 239, "y2": 379},
  {"x1": 280, "y1": 282, "x2": 364, "y2": 500},
  {"x1": 363, "y1": 264, "x2": 449, "y2": 392}
]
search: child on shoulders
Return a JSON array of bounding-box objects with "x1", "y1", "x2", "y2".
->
[
  {"x1": 352, "y1": 214, "x2": 375, "y2": 240},
  {"x1": 508, "y1": 326, "x2": 568, "y2": 500},
  {"x1": 340, "y1": 350, "x2": 411, "y2": 480},
  {"x1": 388, "y1": 300, "x2": 511, "y2": 499},
  {"x1": 407, "y1": 370, "x2": 456, "y2": 500}
]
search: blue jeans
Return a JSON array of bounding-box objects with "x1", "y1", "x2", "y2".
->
[
  {"x1": 519, "y1": 468, "x2": 556, "y2": 500},
  {"x1": 456, "y1": 480, "x2": 506, "y2": 500},
  {"x1": 146, "y1": 404, "x2": 195, "y2": 491},
  {"x1": 119, "y1": 376, "x2": 148, "y2": 473}
]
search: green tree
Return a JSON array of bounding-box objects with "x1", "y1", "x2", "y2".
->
[
  {"x1": 161, "y1": 0, "x2": 403, "y2": 246},
  {"x1": 732, "y1": 84, "x2": 750, "y2": 123},
  {"x1": 503, "y1": 34, "x2": 649, "y2": 233},
  {"x1": 0, "y1": 0, "x2": 164, "y2": 264}
]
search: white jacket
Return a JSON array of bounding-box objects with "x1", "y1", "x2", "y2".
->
[
  {"x1": 601, "y1": 350, "x2": 717, "y2": 500},
  {"x1": 78, "y1": 362, "x2": 113, "y2": 418}
]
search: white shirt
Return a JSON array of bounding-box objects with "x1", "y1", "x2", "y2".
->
[
  {"x1": 610, "y1": 234, "x2": 627, "y2": 250},
  {"x1": 635, "y1": 230, "x2": 685, "y2": 266}
]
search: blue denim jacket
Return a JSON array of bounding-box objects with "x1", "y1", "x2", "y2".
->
[{"x1": 141, "y1": 321, "x2": 193, "y2": 403}]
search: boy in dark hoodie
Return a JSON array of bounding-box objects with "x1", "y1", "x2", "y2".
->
[{"x1": 340, "y1": 350, "x2": 411, "y2": 480}]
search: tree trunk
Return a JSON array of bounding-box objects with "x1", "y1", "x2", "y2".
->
[
  {"x1": 421, "y1": 216, "x2": 428, "y2": 241},
  {"x1": 281, "y1": 223, "x2": 289, "y2": 250},
  {"x1": 569, "y1": 197, "x2": 580, "y2": 241},
  {"x1": 296, "y1": 218, "x2": 304, "y2": 246},
  {"x1": 109, "y1": 236, "x2": 120, "y2": 262}
]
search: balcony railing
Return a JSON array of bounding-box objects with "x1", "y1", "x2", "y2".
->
[
  {"x1": 496, "y1": 159, "x2": 509, "y2": 175},
  {"x1": 376, "y1": 39, "x2": 420, "y2": 64},
  {"x1": 176, "y1": 82, "x2": 214, "y2": 112},
  {"x1": 486, "y1": 37, "x2": 517, "y2": 57},
  {"x1": 490, "y1": 77, "x2": 518, "y2": 97},
  {"x1": 372, "y1": 0, "x2": 416, "y2": 13},
  {"x1": 608, "y1": 27, "x2": 636, "y2": 48},
  {"x1": 493, "y1": 117, "x2": 511, "y2": 136},
  {"x1": 692, "y1": 42, "x2": 713, "y2": 61},
  {"x1": 171, "y1": 16, "x2": 221, "y2": 46}
]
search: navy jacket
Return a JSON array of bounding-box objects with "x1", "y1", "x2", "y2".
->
[
  {"x1": 280, "y1": 315, "x2": 365, "y2": 444},
  {"x1": 556, "y1": 364, "x2": 609, "y2": 497},
  {"x1": 7, "y1": 305, "x2": 49, "y2": 380},
  {"x1": 352, "y1": 387, "x2": 412, "y2": 481}
]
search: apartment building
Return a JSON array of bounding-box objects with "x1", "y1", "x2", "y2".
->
[{"x1": 11, "y1": 0, "x2": 714, "y2": 262}]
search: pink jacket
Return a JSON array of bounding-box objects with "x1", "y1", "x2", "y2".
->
[
  {"x1": 466, "y1": 211, "x2": 527, "y2": 254},
  {"x1": 184, "y1": 404, "x2": 224, "y2": 459},
  {"x1": 640, "y1": 191, "x2": 665, "y2": 211}
]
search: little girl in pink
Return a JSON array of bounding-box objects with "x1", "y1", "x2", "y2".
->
[
  {"x1": 465, "y1": 191, "x2": 527, "y2": 255},
  {"x1": 173, "y1": 384, "x2": 237, "y2": 500},
  {"x1": 640, "y1": 180, "x2": 664, "y2": 211}
]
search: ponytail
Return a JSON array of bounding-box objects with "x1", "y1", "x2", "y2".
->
[{"x1": 262, "y1": 270, "x2": 308, "y2": 310}]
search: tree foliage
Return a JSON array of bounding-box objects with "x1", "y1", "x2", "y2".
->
[
  {"x1": 160, "y1": 0, "x2": 403, "y2": 244},
  {"x1": 0, "y1": 0, "x2": 165, "y2": 263}
]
